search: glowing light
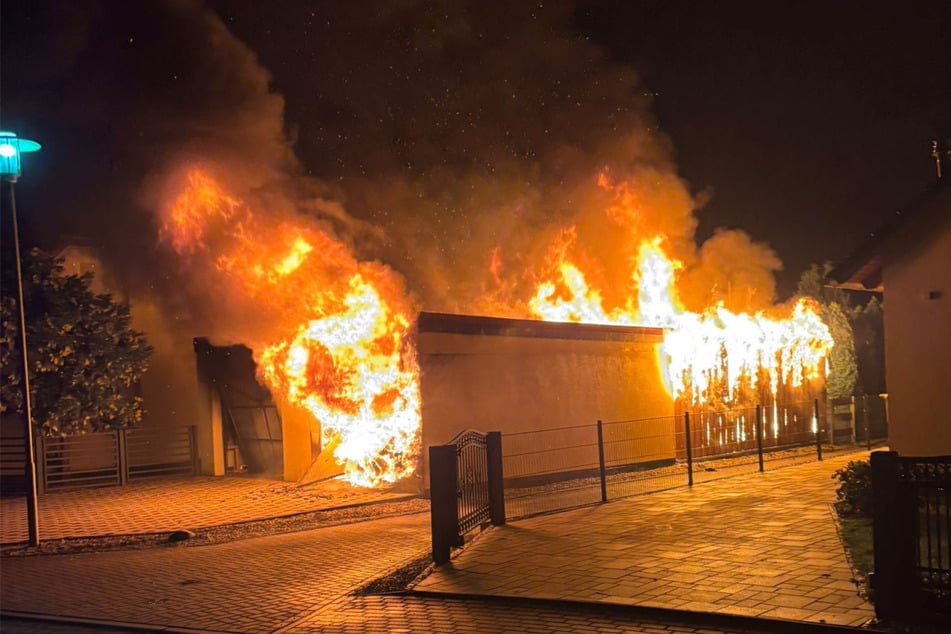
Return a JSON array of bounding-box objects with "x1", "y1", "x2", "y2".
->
[
  {"x1": 0, "y1": 131, "x2": 42, "y2": 179},
  {"x1": 522, "y1": 174, "x2": 834, "y2": 410},
  {"x1": 161, "y1": 169, "x2": 420, "y2": 487}
]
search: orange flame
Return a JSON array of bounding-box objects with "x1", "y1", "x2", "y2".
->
[
  {"x1": 161, "y1": 169, "x2": 420, "y2": 487},
  {"x1": 160, "y1": 166, "x2": 832, "y2": 488},
  {"x1": 526, "y1": 179, "x2": 833, "y2": 409}
]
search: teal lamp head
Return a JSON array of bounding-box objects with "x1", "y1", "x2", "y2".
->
[{"x1": 0, "y1": 131, "x2": 42, "y2": 181}]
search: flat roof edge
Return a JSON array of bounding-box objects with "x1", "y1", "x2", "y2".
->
[{"x1": 417, "y1": 311, "x2": 665, "y2": 342}]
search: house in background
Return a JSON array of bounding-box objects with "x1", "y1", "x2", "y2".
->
[{"x1": 827, "y1": 149, "x2": 951, "y2": 456}]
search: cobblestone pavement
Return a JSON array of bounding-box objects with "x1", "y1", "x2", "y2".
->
[
  {"x1": 1, "y1": 475, "x2": 416, "y2": 544},
  {"x1": 1, "y1": 450, "x2": 880, "y2": 633},
  {"x1": 2, "y1": 513, "x2": 432, "y2": 633},
  {"x1": 0, "y1": 516, "x2": 828, "y2": 634},
  {"x1": 286, "y1": 594, "x2": 866, "y2": 633},
  {"x1": 414, "y1": 449, "x2": 876, "y2": 628},
  {"x1": 0, "y1": 600, "x2": 871, "y2": 634}
]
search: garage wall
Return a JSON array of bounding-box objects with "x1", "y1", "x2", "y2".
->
[{"x1": 417, "y1": 312, "x2": 674, "y2": 488}]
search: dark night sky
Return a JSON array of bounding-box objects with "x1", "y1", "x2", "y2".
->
[{"x1": 2, "y1": 0, "x2": 949, "y2": 304}]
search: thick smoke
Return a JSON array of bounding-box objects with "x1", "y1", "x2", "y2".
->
[
  {"x1": 6, "y1": 0, "x2": 787, "y2": 336},
  {"x1": 199, "y1": 0, "x2": 783, "y2": 315}
]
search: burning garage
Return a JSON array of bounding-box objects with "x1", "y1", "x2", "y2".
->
[
  {"x1": 14, "y1": 158, "x2": 835, "y2": 498},
  {"x1": 145, "y1": 164, "x2": 835, "y2": 495}
]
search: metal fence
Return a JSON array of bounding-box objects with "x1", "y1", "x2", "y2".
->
[
  {"x1": 0, "y1": 433, "x2": 28, "y2": 496},
  {"x1": 2, "y1": 426, "x2": 198, "y2": 494},
  {"x1": 871, "y1": 451, "x2": 951, "y2": 624},
  {"x1": 501, "y1": 399, "x2": 883, "y2": 520}
]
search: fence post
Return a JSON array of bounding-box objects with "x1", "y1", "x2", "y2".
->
[
  {"x1": 117, "y1": 429, "x2": 129, "y2": 485},
  {"x1": 486, "y1": 431, "x2": 505, "y2": 526},
  {"x1": 814, "y1": 399, "x2": 823, "y2": 461},
  {"x1": 34, "y1": 431, "x2": 46, "y2": 495},
  {"x1": 684, "y1": 412, "x2": 694, "y2": 486},
  {"x1": 871, "y1": 450, "x2": 899, "y2": 621},
  {"x1": 188, "y1": 425, "x2": 200, "y2": 475},
  {"x1": 849, "y1": 395, "x2": 857, "y2": 445},
  {"x1": 755, "y1": 405, "x2": 764, "y2": 472},
  {"x1": 430, "y1": 444, "x2": 459, "y2": 565},
  {"x1": 596, "y1": 420, "x2": 607, "y2": 503},
  {"x1": 863, "y1": 394, "x2": 870, "y2": 450}
]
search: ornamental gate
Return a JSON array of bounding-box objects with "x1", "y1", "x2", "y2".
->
[
  {"x1": 429, "y1": 430, "x2": 505, "y2": 565},
  {"x1": 872, "y1": 451, "x2": 951, "y2": 624}
]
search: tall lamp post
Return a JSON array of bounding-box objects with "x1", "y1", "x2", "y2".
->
[{"x1": 1, "y1": 130, "x2": 42, "y2": 546}]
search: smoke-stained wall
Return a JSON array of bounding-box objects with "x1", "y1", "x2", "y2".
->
[{"x1": 417, "y1": 313, "x2": 674, "y2": 488}]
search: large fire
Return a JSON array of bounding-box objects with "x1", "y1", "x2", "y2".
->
[
  {"x1": 530, "y1": 236, "x2": 832, "y2": 406},
  {"x1": 525, "y1": 174, "x2": 833, "y2": 409},
  {"x1": 160, "y1": 168, "x2": 832, "y2": 488},
  {"x1": 161, "y1": 169, "x2": 420, "y2": 487}
]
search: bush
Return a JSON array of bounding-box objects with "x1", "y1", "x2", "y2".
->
[{"x1": 832, "y1": 459, "x2": 872, "y2": 516}]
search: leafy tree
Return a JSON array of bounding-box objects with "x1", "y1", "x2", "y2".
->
[
  {"x1": 796, "y1": 262, "x2": 857, "y2": 399},
  {"x1": 1, "y1": 249, "x2": 152, "y2": 436}
]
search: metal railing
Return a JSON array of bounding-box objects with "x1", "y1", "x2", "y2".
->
[
  {"x1": 430, "y1": 429, "x2": 505, "y2": 565},
  {"x1": 127, "y1": 425, "x2": 199, "y2": 480},
  {"x1": 872, "y1": 451, "x2": 951, "y2": 624},
  {"x1": 0, "y1": 433, "x2": 28, "y2": 495},
  {"x1": 37, "y1": 431, "x2": 122, "y2": 491},
  {"x1": 1, "y1": 426, "x2": 198, "y2": 494},
  {"x1": 501, "y1": 399, "x2": 857, "y2": 520}
]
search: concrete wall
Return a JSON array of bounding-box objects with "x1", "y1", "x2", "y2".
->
[
  {"x1": 883, "y1": 224, "x2": 951, "y2": 455},
  {"x1": 418, "y1": 313, "x2": 675, "y2": 488}
]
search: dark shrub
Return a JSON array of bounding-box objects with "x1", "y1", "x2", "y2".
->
[{"x1": 832, "y1": 459, "x2": 872, "y2": 516}]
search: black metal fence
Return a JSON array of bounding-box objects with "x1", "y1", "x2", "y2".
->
[
  {"x1": 1, "y1": 426, "x2": 198, "y2": 494},
  {"x1": 500, "y1": 399, "x2": 877, "y2": 520},
  {"x1": 871, "y1": 451, "x2": 951, "y2": 624},
  {"x1": 430, "y1": 430, "x2": 505, "y2": 565}
]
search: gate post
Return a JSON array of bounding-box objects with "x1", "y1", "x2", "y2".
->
[
  {"x1": 871, "y1": 450, "x2": 899, "y2": 620},
  {"x1": 189, "y1": 425, "x2": 200, "y2": 475},
  {"x1": 814, "y1": 399, "x2": 823, "y2": 461},
  {"x1": 486, "y1": 432, "x2": 505, "y2": 526},
  {"x1": 34, "y1": 431, "x2": 46, "y2": 495},
  {"x1": 117, "y1": 429, "x2": 129, "y2": 485},
  {"x1": 430, "y1": 444, "x2": 459, "y2": 565}
]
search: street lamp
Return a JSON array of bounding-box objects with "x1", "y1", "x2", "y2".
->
[{"x1": 1, "y1": 130, "x2": 42, "y2": 546}]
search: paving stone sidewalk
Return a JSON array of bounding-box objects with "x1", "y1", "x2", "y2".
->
[
  {"x1": 1, "y1": 475, "x2": 416, "y2": 544},
  {"x1": 414, "y1": 449, "x2": 876, "y2": 628},
  {"x1": 1, "y1": 513, "x2": 804, "y2": 634},
  {"x1": 1, "y1": 448, "x2": 881, "y2": 633},
  {"x1": 1, "y1": 513, "x2": 432, "y2": 633}
]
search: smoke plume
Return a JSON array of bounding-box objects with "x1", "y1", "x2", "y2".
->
[{"x1": 6, "y1": 0, "x2": 787, "y2": 338}]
